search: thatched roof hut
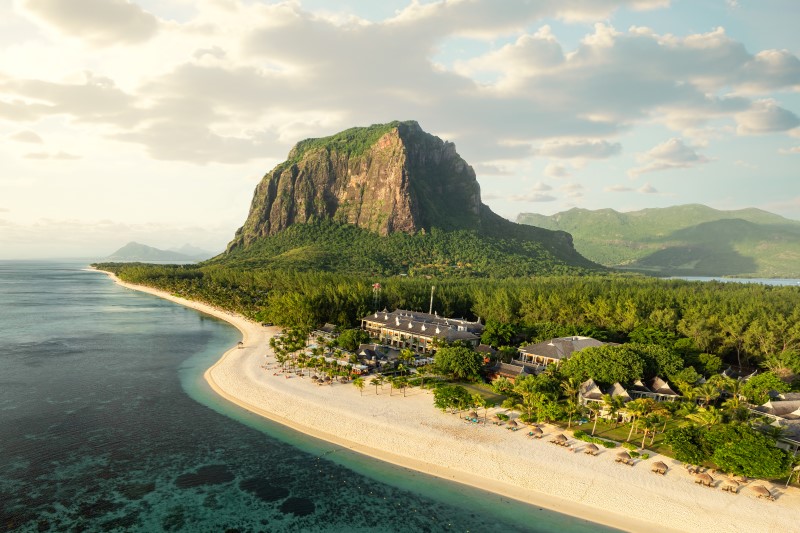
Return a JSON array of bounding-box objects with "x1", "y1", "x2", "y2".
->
[
  {"x1": 617, "y1": 451, "x2": 631, "y2": 460},
  {"x1": 584, "y1": 443, "x2": 599, "y2": 455},
  {"x1": 750, "y1": 485, "x2": 774, "y2": 500},
  {"x1": 651, "y1": 461, "x2": 668, "y2": 474},
  {"x1": 554, "y1": 434, "x2": 568, "y2": 443},
  {"x1": 507, "y1": 419, "x2": 518, "y2": 427},
  {"x1": 695, "y1": 473, "x2": 714, "y2": 486}
]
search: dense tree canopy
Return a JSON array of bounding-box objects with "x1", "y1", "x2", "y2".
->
[
  {"x1": 337, "y1": 328, "x2": 371, "y2": 352},
  {"x1": 740, "y1": 372, "x2": 791, "y2": 405},
  {"x1": 434, "y1": 346, "x2": 484, "y2": 381},
  {"x1": 560, "y1": 345, "x2": 645, "y2": 387}
]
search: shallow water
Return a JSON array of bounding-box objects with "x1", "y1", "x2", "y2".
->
[{"x1": 0, "y1": 261, "x2": 615, "y2": 532}]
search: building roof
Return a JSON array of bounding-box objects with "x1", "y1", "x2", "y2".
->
[
  {"x1": 607, "y1": 382, "x2": 632, "y2": 401},
  {"x1": 494, "y1": 362, "x2": 530, "y2": 378},
  {"x1": 580, "y1": 378, "x2": 604, "y2": 401},
  {"x1": 361, "y1": 309, "x2": 481, "y2": 342},
  {"x1": 475, "y1": 343, "x2": 497, "y2": 355},
  {"x1": 519, "y1": 336, "x2": 605, "y2": 361},
  {"x1": 756, "y1": 399, "x2": 800, "y2": 420},
  {"x1": 649, "y1": 377, "x2": 679, "y2": 397}
]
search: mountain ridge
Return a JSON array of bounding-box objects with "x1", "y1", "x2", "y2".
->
[{"x1": 517, "y1": 205, "x2": 800, "y2": 277}]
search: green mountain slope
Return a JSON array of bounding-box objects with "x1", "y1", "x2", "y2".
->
[
  {"x1": 107, "y1": 242, "x2": 199, "y2": 262},
  {"x1": 516, "y1": 205, "x2": 800, "y2": 277}
]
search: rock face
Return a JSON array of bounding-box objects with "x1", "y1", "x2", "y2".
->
[{"x1": 227, "y1": 121, "x2": 483, "y2": 251}]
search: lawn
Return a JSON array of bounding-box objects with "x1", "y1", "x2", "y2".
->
[
  {"x1": 456, "y1": 381, "x2": 506, "y2": 406},
  {"x1": 565, "y1": 418, "x2": 685, "y2": 456}
]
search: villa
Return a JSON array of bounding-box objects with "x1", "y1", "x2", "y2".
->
[{"x1": 516, "y1": 336, "x2": 607, "y2": 373}]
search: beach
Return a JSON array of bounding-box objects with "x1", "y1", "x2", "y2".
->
[{"x1": 97, "y1": 269, "x2": 799, "y2": 533}]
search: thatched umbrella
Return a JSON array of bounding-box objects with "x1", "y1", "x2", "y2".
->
[
  {"x1": 616, "y1": 451, "x2": 631, "y2": 461},
  {"x1": 554, "y1": 433, "x2": 568, "y2": 443},
  {"x1": 491, "y1": 414, "x2": 502, "y2": 424},
  {"x1": 584, "y1": 443, "x2": 599, "y2": 455},
  {"x1": 530, "y1": 427, "x2": 543, "y2": 436},
  {"x1": 468, "y1": 411, "x2": 479, "y2": 420},
  {"x1": 324, "y1": 376, "x2": 332, "y2": 383},
  {"x1": 695, "y1": 473, "x2": 714, "y2": 487},
  {"x1": 750, "y1": 485, "x2": 774, "y2": 500},
  {"x1": 651, "y1": 461, "x2": 668, "y2": 474},
  {"x1": 722, "y1": 480, "x2": 739, "y2": 493},
  {"x1": 507, "y1": 419, "x2": 519, "y2": 427},
  {"x1": 311, "y1": 376, "x2": 319, "y2": 382}
]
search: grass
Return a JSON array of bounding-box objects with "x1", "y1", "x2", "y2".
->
[
  {"x1": 456, "y1": 381, "x2": 506, "y2": 406},
  {"x1": 565, "y1": 418, "x2": 684, "y2": 457}
]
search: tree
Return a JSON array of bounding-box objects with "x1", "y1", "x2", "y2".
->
[
  {"x1": 433, "y1": 384, "x2": 472, "y2": 413},
  {"x1": 741, "y1": 371, "x2": 790, "y2": 405},
  {"x1": 491, "y1": 376, "x2": 514, "y2": 396},
  {"x1": 627, "y1": 343, "x2": 684, "y2": 381},
  {"x1": 694, "y1": 382, "x2": 721, "y2": 407},
  {"x1": 624, "y1": 398, "x2": 654, "y2": 442},
  {"x1": 560, "y1": 345, "x2": 645, "y2": 386},
  {"x1": 370, "y1": 376, "x2": 383, "y2": 395},
  {"x1": 353, "y1": 377, "x2": 365, "y2": 396},
  {"x1": 706, "y1": 424, "x2": 792, "y2": 479},
  {"x1": 686, "y1": 407, "x2": 723, "y2": 427},
  {"x1": 434, "y1": 345, "x2": 484, "y2": 381},
  {"x1": 563, "y1": 399, "x2": 583, "y2": 429},
  {"x1": 664, "y1": 425, "x2": 709, "y2": 464},
  {"x1": 480, "y1": 321, "x2": 516, "y2": 347},
  {"x1": 601, "y1": 393, "x2": 625, "y2": 427},
  {"x1": 338, "y1": 328, "x2": 370, "y2": 352}
]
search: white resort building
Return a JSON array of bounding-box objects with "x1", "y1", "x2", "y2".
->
[{"x1": 360, "y1": 309, "x2": 483, "y2": 353}]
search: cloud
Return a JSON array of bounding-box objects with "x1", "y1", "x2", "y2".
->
[
  {"x1": 605, "y1": 184, "x2": 633, "y2": 192},
  {"x1": 19, "y1": 0, "x2": 159, "y2": 45},
  {"x1": 0, "y1": 207, "x2": 9, "y2": 213},
  {"x1": 628, "y1": 138, "x2": 710, "y2": 177},
  {"x1": 535, "y1": 139, "x2": 622, "y2": 159},
  {"x1": 473, "y1": 163, "x2": 512, "y2": 176},
  {"x1": 560, "y1": 182, "x2": 584, "y2": 198},
  {"x1": 9, "y1": 130, "x2": 43, "y2": 143},
  {"x1": 779, "y1": 146, "x2": 800, "y2": 155},
  {"x1": 735, "y1": 100, "x2": 800, "y2": 135},
  {"x1": 23, "y1": 151, "x2": 80, "y2": 160},
  {"x1": 638, "y1": 183, "x2": 658, "y2": 193},
  {"x1": 543, "y1": 163, "x2": 570, "y2": 178},
  {"x1": 508, "y1": 191, "x2": 557, "y2": 202}
]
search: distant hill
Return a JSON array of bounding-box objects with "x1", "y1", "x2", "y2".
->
[
  {"x1": 215, "y1": 121, "x2": 601, "y2": 277},
  {"x1": 516, "y1": 204, "x2": 800, "y2": 278},
  {"x1": 107, "y1": 242, "x2": 213, "y2": 262}
]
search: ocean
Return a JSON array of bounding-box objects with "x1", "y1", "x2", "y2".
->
[{"x1": 0, "y1": 261, "x2": 613, "y2": 532}]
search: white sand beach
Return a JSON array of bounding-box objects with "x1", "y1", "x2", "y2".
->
[{"x1": 96, "y1": 269, "x2": 799, "y2": 533}]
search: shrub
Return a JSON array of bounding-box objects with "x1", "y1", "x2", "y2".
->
[
  {"x1": 497, "y1": 413, "x2": 509, "y2": 421},
  {"x1": 629, "y1": 451, "x2": 640, "y2": 458},
  {"x1": 601, "y1": 440, "x2": 617, "y2": 449},
  {"x1": 641, "y1": 453, "x2": 650, "y2": 460},
  {"x1": 573, "y1": 430, "x2": 587, "y2": 440},
  {"x1": 622, "y1": 442, "x2": 638, "y2": 451}
]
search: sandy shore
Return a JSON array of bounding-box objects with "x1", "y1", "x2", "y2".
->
[{"x1": 94, "y1": 268, "x2": 798, "y2": 533}]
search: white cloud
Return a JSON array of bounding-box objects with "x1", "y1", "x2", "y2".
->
[
  {"x1": 628, "y1": 138, "x2": 710, "y2": 177},
  {"x1": 536, "y1": 139, "x2": 622, "y2": 159},
  {"x1": 543, "y1": 163, "x2": 570, "y2": 178},
  {"x1": 735, "y1": 99, "x2": 800, "y2": 135},
  {"x1": 605, "y1": 184, "x2": 633, "y2": 192},
  {"x1": 531, "y1": 181, "x2": 552, "y2": 191},
  {"x1": 779, "y1": 146, "x2": 800, "y2": 155},
  {"x1": 23, "y1": 151, "x2": 80, "y2": 160},
  {"x1": 19, "y1": 0, "x2": 159, "y2": 45},
  {"x1": 9, "y1": 130, "x2": 43, "y2": 143},
  {"x1": 560, "y1": 182, "x2": 584, "y2": 198},
  {"x1": 638, "y1": 183, "x2": 658, "y2": 193},
  {"x1": 508, "y1": 191, "x2": 557, "y2": 202}
]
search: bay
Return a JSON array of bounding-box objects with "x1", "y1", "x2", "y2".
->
[{"x1": 0, "y1": 261, "x2": 614, "y2": 532}]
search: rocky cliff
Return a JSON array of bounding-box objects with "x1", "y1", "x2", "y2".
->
[{"x1": 227, "y1": 121, "x2": 483, "y2": 251}]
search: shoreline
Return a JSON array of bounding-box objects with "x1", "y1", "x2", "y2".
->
[{"x1": 92, "y1": 268, "x2": 798, "y2": 533}]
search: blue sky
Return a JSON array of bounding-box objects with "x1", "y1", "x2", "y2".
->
[{"x1": 1, "y1": 0, "x2": 799, "y2": 258}]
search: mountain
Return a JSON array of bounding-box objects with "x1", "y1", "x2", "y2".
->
[
  {"x1": 107, "y1": 242, "x2": 207, "y2": 262},
  {"x1": 218, "y1": 121, "x2": 600, "y2": 276},
  {"x1": 517, "y1": 205, "x2": 800, "y2": 277},
  {"x1": 167, "y1": 244, "x2": 216, "y2": 260}
]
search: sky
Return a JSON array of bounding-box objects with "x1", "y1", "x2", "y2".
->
[{"x1": 1, "y1": 0, "x2": 799, "y2": 259}]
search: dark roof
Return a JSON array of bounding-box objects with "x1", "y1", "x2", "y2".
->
[
  {"x1": 361, "y1": 309, "x2": 484, "y2": 337},
  {"x1": 494, "y1": 362, "x2": 529, "y2": 378},
  {"x1": 476, "y1": 344, "x2": 497, "y2": 355},
  {"x1": 579, "y1": 379, "x2": 604, "y2": 401},
  {"x1": 320, "y1": 323, "x2": 338, "y2": 333},
  {"x1": 649, "y1": 377, "x2": 679, "y2": 397},
  {"x1": 519, "y1": 336, "x2": 605, "y2": 360}
]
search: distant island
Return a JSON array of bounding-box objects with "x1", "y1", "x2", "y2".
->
[
  {"x1": 517, "y1": 204, "x2": 800, "y2": 278},
  {"x1": 106, "y1": 242, "x2": 216, "y2": 262}
]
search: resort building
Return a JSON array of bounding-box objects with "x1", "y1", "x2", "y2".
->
[
  {"x1": 628, "y1": 377, "x2": 680, "y2": 402},
  {"x1": 360, "y1": 309, "x2": 483, "y2": 353},
  {"x1": 516, "y1": 336, "x2": 607, "y2": 373},
  {"x1": 751, "y1": 392, "x2": 800, "y2": 456}
]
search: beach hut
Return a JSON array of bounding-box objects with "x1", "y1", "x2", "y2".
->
[
  {"x1": 695, "y1": 473, "x2": 715, "y2": 487},
  {"x1": 584, "y1": 443, "x2": 599, "y2": 456},
  {"x1": 722, "y1": 480, "x2": 739, "y2": 494},
  {"x1": 750, "y1": 485, "x2": 774, "y2": 501},
  {"x1": 651, "y1": 461, "x2": 668, "y2": 475}
]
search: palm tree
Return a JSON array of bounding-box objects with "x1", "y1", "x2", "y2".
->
[
  {"x1": 686, "y1": 406, "x2": 723, "y2": 427},
  {"x1": 625, "y1": 398, "x2": 653, "y2": 442},
  {"x1": 396, "y1": 376, "x2": 409, "y2": 397},
  {"x1": 695, "y1": 382, "x2": 720, "y2": 407},
  {"x1": 560, "y1": 377, "x2": 581, "y2": 401},
  {"x1": 353, "y1": 377, "x2": 365, "y2": 396},
  {"x1": 564, "y1": 399, "x2": 582, "y2": 429},
  {"x1": 601, "y1": 394, "x2": 624, "y2": 427},
  {"x1": 370, "y1": 376, "x2": 383, "y2": 395}
]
